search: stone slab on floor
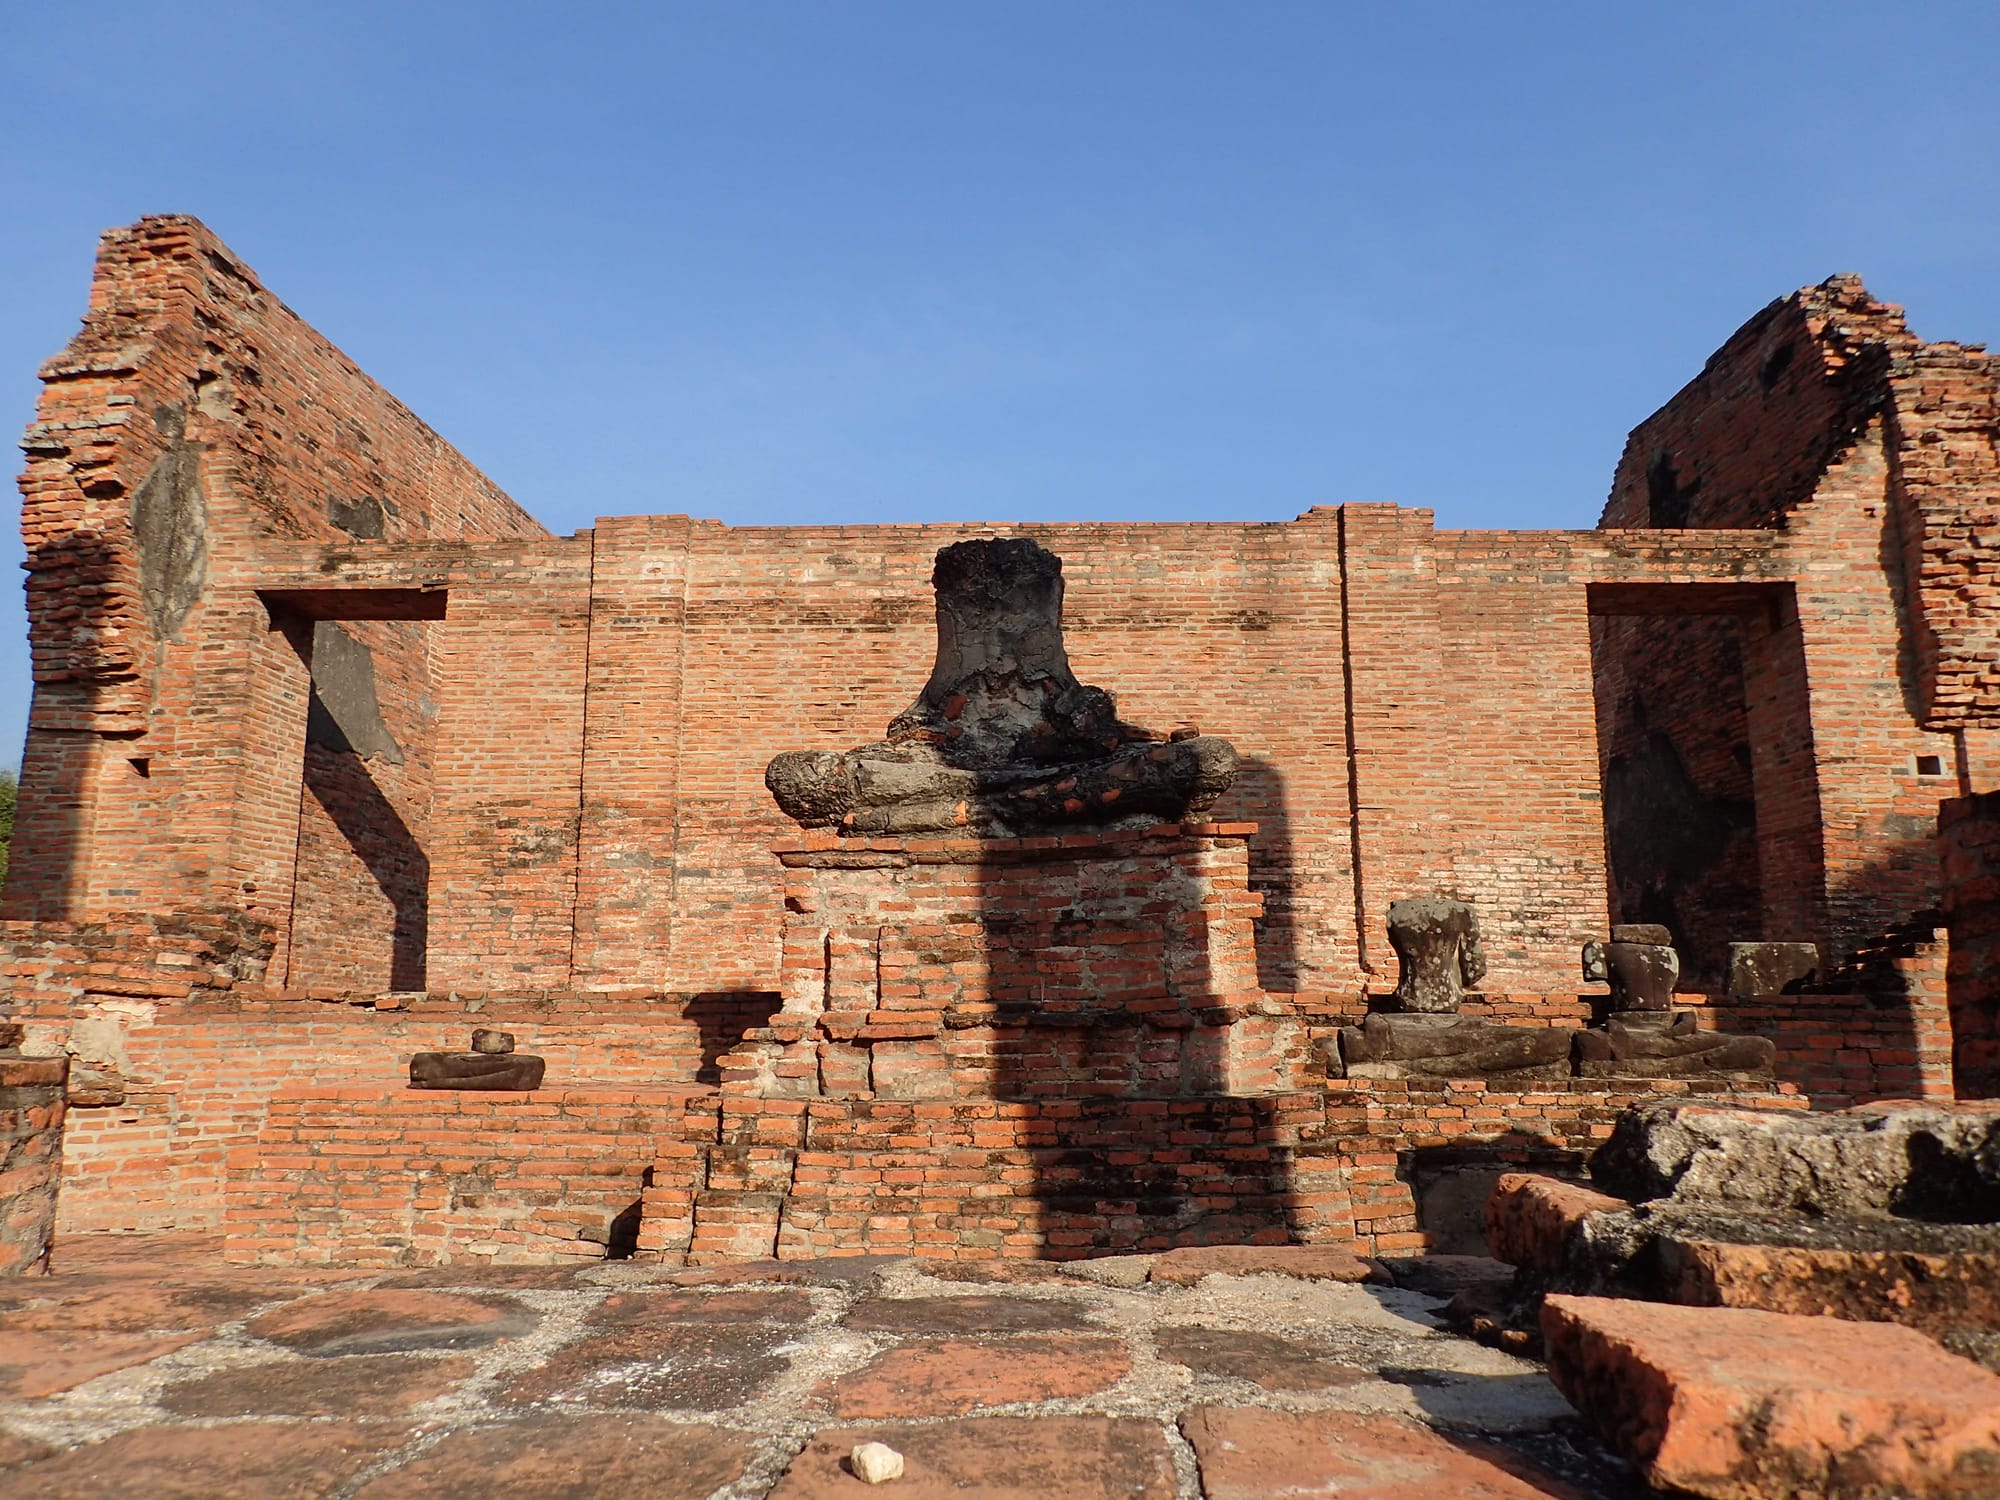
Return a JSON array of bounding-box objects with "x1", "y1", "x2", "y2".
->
[
  {"x1": 1542, "y1": 1292, "x2": 2000, "y2": 1499},
  {"x1": 770, "y1": 1417, "x2": 1177, "y2": 1499},
  {"x1": 1181, "y1": 1406, "x2": 1592, "y2": 1499},
  {"x1": 3, "y1": 1420, "x2": 410, "y2": 1500},
  {"x1": 351, "y1": 1414, "x2": 759, "y2": 1499},
  {"x1": 820, "y1": 1334, "x2": 1133, "y2": 1418}
]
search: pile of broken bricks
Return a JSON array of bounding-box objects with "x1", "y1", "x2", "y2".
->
[{"x1": 1479, "y1": 1099, "x2": 2000, "y2": 1499}]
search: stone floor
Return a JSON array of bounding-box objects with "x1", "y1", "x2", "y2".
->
[{"x1": 0, "y1": 1237, "x2": 1653, "y2": 1499}]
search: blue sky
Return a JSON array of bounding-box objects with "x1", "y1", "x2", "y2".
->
[{"x1": 2, "y1": 3, "x2": 1996, "y2": 768}]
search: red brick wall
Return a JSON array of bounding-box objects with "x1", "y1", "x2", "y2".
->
[
  {"x1": 9, "y1": 215, "x2": 545, "y2": 993},
  {"x1": 225, "y1": 1086, "x2": 692, "y2": 1266}
]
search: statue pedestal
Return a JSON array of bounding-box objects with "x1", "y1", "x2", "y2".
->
[{"x1": 720, "y1": 822, "x2": 1291, "y2": 1102}]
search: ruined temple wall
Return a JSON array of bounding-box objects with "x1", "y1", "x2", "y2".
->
[
  {"x1": 9, "y1": 216, "x2": 546, "y2": 989},
  {"x1": 1593, "y1": 277, "x2": 1985, "y2": 967}
]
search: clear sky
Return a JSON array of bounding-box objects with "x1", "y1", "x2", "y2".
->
[{"x1": 2, "y1": 2, "x2": 1996, "y2": 768}]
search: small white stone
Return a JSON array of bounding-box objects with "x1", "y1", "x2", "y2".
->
[{"x1": 849, "y1": 1441, "x2": 905, "y2": 1484}]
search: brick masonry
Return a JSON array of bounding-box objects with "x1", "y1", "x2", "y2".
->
[
  {"x1": 0, "y1": 1049, "x2": 68, "y2": 1274},
  {"x1": 5, "y1": 218, "x2": 1998, "y2": 1263}
]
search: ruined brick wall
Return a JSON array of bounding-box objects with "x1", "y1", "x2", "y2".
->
[
  {"x1": 8, "y1": 981, "x2": 774, "y2": 1234},
  {"x1": 9, "y1": 216, "x2": 545, "y2": 1002},
  {"x1": 1940, "y1": 790, "x2": 2000, "y2": 1097},
  {"x1": 1593, "y1": 276, "x2": 1993, "y2": 980},
  {"x1": 0, "y1": 1047, "x2": 68, "y2": 1274}
]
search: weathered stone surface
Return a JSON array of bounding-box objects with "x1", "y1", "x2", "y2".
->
[
  {"x1": 0, "y1": 1327, "x2": 203, "y2": 1400},
  {"x1": 1591, "y1": 1099, "x2": 2000, "y2": 1218},
  {"x1": 5, "y1": 1421, "x2": 404, "y2": 1500},
  {"x1": 1146, "y1": 1243, "x2": 1386, "y2": 1286},
  {"x1": 0, "y1": 1050, "x2": 67, "y2": 1277},
  {"x1": 469, "y1": 1028, "x2": 515, "y2": 1054},
  {"x1": 1657, "y1": 1234, "x2": 2000, "y2": 1338},
  {"x1": 158, "y1": 1353, "x2": 477, "y2": 1418},
  {"x1": 1335, "y1": 1012, "x2": 1573, "y2": 1080},
  {"x1": 1582, "y1": 930, "x2": 1679, "y2": 1011},
  {"x1": 1181, "y1": 1406, "x2": 1586, "y2": 1499},
  {"x1": 843, "y1": 1293, "x2": 1096, "y2": 1335},
  {"x1": 1154, "y1": 1326, "x2": 1367, "y2": 1390},
  {"x1": 1384, "y1": 897, "x2": 1487, "y2": 1013},
  {"x1": 407, "y1": 1051, "x2": 545, "y2": 1090},
  {"x1": 505, "y1": 1318, "x2": 791, "y2": 1410},
  {"x1": 353, "y1": 1415, "x2": 758, "y2": 1499},
  {"x1": 769, "y1": 1418, "x2": 1176, "y2": 1500},
  {"x1": 1484, "y1": 1173, "x2": 1630, "y2": 1279},
  {"x1": 920, "y1": 1257, "x2": 1075, "y2": 1286},
  {"x1": 590, "y1": 1287, "x2": 814, "y2": 1326},
  {"x1": 667, "y1": 1253, "x2": 905, "y2": 1288},
  {"x1": 1574, "y1": 1012, "x2": 1776, "y2": 1078},
  {"x1": 821, "y1": 1336, "x2": 1131, "y2": 1418},
  {"x1": 1542, "y1": 1294, "x2": 2000, "y2": 1500},
  {"x1": 0, "y1": 1428, "x2": 54, "y2": 1471},
  {"x1": 1727, "y1": 941, "x2": 1821, "y2": 997},
  {"x1": 765, "y1": 538, "x2": 1237, "y2": 836},
  {"x1": 247, "y1": 1290, "x2": 538, "y2": 1356}
]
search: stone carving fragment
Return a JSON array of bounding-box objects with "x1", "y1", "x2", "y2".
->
[
  {"x1": 1385, "y1": 897, "x2": 1486, "y2": 1014},
  {"x1": 1330, "y1": 897, "x2": 1571, "y2": 1080},
  {"x1": 409, "y1": 1029, "x2": 545, "y2": 1091},
  {"x1": 766, "y1": 538, "x2": 1237, "y2": 835}
]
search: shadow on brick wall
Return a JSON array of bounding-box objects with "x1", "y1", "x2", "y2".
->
[
  {"x1": 983, "y1": 845, "x2": 1303, "y2": 1256},
  {"x1": 299, "y1": 745, "x2": 429, "y2": 991},
  {"x1": 1225, "y1": 755, "x2": 1301, "y2": 993}
]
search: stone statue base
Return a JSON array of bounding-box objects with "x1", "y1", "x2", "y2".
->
[
  {"x1": 1331, "y1": 1013, "x2": 1574, "y2": 1082},
  {"x1": 1574, "y1": 1013, "x2": 1775, "y2": 1079},
  {"x1": 409, "y1": 1031, "x2": 545, "y2": 1091}
]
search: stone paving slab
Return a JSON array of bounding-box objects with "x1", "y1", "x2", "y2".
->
[
  {"x1": 770, "y1": 1417, "x2": 1178, "y2": 1499},
  {"x1": 0, "y1": 1234, "x2": 1622, "y2": 1498},
  {"x1": 245, "y1": 1289, "x2": 542, "y2": 1356},
  {"x1": 821, "y1": 1334, "x2": 1133, "y2": 1418},
  {"x1": 4, "y1": 1419, "x2": 411, "y2": 1500},
  {"x1": 350, "y1": 1414, "x2": 759, "y2": 1499},
  {"x1": 1182, "y1": 1406, "x2": 1593, "y2": 1499}
]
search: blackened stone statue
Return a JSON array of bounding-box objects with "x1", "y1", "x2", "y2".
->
[
  {"x1": 409, "y1": 1028, "x2": 546, "y2": 1091},
  {"x1": 1331, "y1": 898, "x2": 1573, "y2": 1081},
  {"x1": 766, "y1": 538, "x2": 1238, "y2": 835},
  {"x1": 1576, "y1": 924, "x2": 1775, "y2": 1078}
]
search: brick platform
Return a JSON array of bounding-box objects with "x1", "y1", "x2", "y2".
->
[{"x1": 222, "y1": 1086, "x2": 701, "y2": 1266}]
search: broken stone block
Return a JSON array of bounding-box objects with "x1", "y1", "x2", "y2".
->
[
  {"x1": 1384, "y1": 897, "x2": 1486, "y2": 1013},
  {"x1": 1655, "y1": 1231, "x2": 2000, "y2": 1341},
  {"x1": 1726, "y1": 940, "x2": 1820, "y2": 996},
  {"x1": 1590, "y1": 1099, "x2": 2000, "y2": 1219},
  {"x1": 469, "y1": 1028, "x2": 514, "y2": 1054},
  {"x1": 1581, "y1": 925, "x2": 1678, "y2": 1011},
  {"x1": 1542, "y1": 1294, "x2": 2000, "y2": 1499},
  {"x1": 1332, "y1": 1012, "x2": 1572, "y2": 1081},
  {"x1": 765, "y1": 538, "x2": 1237, "y2": 835},
  {"x1": 849, "y1": 1441, "x2": 904, "y2": 1484},
  {"x1": 1483, "y1": 1173, "x2": 1629, "y2": 1280}
]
